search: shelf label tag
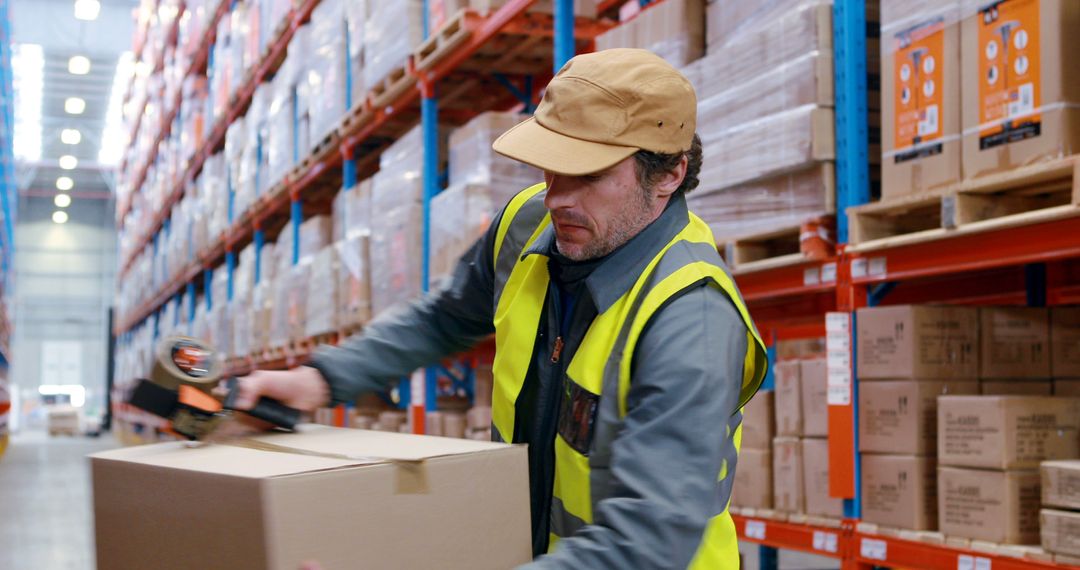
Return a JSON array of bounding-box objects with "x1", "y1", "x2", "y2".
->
[
  {"x1": 869, "y1": 256, "x2": 888, "y2": 277},
  {"x1": 744, "y1": 520, "x2": 766, "y2": 540},
  {"x1": 851, "y1": 258, "x2": 868, "y2": 278},
  {"x1": 860, "y1": 538, "x2": 887, "y2": 560},
  {"x1": 827, "y1": 384, "x2": 851, "y2": 406},
  {"x1": 821, "y1": 262, "x2": 837, "y2": 284},
  {"x1": 959, "y1": 555, "x2": 992, "y2": 570},
  {"x1": 975, "y1": 558, "x2": 991, "y2": 570},
  {"x1": 826, "y1": 312, "x2": 853, "y2": 405},
  {"x1": 813, "y1": 531, "x2": 839, "y2": 553},
  {"x1": 803, "y1": 266, "x2": 821, "y2": 286}
]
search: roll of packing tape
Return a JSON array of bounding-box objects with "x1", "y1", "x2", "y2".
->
[{"x1": 153, "y1": 335, "x2": 224, "y2": 391}]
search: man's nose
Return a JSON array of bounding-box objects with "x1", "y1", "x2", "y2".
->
[{"x1": 544, "y1": 174, "x2": 576, "y2": 210}]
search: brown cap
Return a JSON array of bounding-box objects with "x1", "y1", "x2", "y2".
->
[{"x1": 492, "y1": 48, "x2": 697, "y2": 176}]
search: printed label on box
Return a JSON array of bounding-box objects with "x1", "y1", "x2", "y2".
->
[
  {"x1": 813, "y1": 530, "x2": 839, "y2": 553},
  {"x1": 977, "y1": 0, "x2": 1042, "y2": 149},
  {"x1": 893, "y1": 16, "x2": 947, "y2": 162},
  {"x1": 860, "y1": 538, "x2": 888, "y2": 560}
]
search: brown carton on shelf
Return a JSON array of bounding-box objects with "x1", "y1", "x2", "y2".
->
[
  {"x1": 980, "y1": 380, "x2": 1052, "y2": 395},
  {"x1": 774, "y1": 361, "x2": 802, "y2": 436},
  {"x1": 862, "y1": 454, "x2": 938, "y2": 531},
  {"x1": 881, "y1": 1, "x2": 963, "y2": 199},
  {"x1": 732, "y1": 447, "x2": 773, "y2": 510},
  {"x1": 1054, "y1": 379, "x2": 1080, "y2": 396},
  {"x1": 858, "y1": 380, "x2": 979, "y2": 455},
  {"x1": 938, "y1": 466, "x2": 1041, "y2": 544},
  {"x1": 1041, "y1": 460, "x2": 1080, "y2": 510},
  {"x1": 773, "y1": 437, "x2": 804, "y2": 513},
  {"x1": 775, "y1": 337, "x2": 827, "y2": 361},
  {"x1": 741, "y1": 390, "x2": 775, "y2": 449},
  {"x1": 937, "y1": 396, "x2": 1080, "y2": 469},
  {"x1": 800, "y1": 359, "x2": 828, "y2": 437},
  {"x1": 801, "y1": 438, "x2": 843, "y2": 518},
  {"x1": 1052, "y1": 306, "x2": 1080, "y2": 377},
  {"x1": 960, "y1": 0, "x2": 1080, "y2": 180},
  {"x1": 91, "y1": 426, "x2": 531, "y2": 570},
  {"x1": 1041, "y1": 509, "x2": 1080, "y2": 557},
  {"x1": 980, "y1": 307, "x2": 1050, "y2": 379},
  {"x1": 856, "y1": 305, "x2": 979, "y2": 380}
]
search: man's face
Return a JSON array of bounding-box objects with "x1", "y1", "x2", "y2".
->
[{"x1": 543, "y1": 157, "x2": 660, "y2": 261}]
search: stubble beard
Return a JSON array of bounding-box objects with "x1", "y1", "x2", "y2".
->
[{"x1": 556, "y1": 187, "x2": 655, "y2": 262}]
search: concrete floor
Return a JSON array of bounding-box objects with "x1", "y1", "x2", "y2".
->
[{"x1": 0, "y1": 429, "x2": 118, "y2": 570}]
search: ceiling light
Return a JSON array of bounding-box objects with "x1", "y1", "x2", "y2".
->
[
  {"x1": 56, "y1": 176, "x2": 74, "y2": 190},
  {"x1": 55, "y1": 194, "x2": 72, "y2": 208},
  {"x1": 68, "y1": 55, "x2": 90, "y2": 75},
  {"x1": 74, "y1": 0, "x2": 101, "y2": 21},
  {"x1": 65, "y1": 97, "x2": 86, "y2": 114},
  {"x1": 61, "y1": 128, "x2": 81, "y2": 145},
  {"x1": 59, "y1": 155, "x2": 78, "y2": 170},
  {"x1": 52, "y1": 211, "x2": 69, "y2": 224}
]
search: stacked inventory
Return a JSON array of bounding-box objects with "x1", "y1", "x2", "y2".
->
[{"x1": 1040, "y1": 461, "x2": 1080, "y2": 563}]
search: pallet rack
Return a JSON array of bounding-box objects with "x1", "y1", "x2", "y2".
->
[
  {"x1": 0, "y1": 0, "x2": 16, "y2": 455},
  {"x1": 111, "y1": 0, "x2": 1080, "y2": 566}
]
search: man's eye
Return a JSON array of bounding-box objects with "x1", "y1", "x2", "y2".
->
[{"x1": 582, "y1": 174, "x2": 602, "y2": 183}]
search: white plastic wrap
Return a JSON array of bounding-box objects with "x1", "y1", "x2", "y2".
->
[
  {"x1": 595, "y1": 0, "x2": 704, "y2": 67},
  {"x1": 333, "y1": 178, "x2": 373, "y2": 242},
  {"x1": 298, "y1": 215, "x2": 333, "y2": 264},
  {"x1": 305, "y1": 246, "x2": 340, "y2": 337},
  {"x1": 429, "y1": 183, "x2": 497, "y2": 289},
  {"x1": 448, "y1": 111, "x2": 541, "y2": 200},
  {"x1": 306, "y1": 0, "x2": 348, "y2": 146},
  {"x1": 335, "y1": 234, "x2": 371, "y2": 329},
  {"x1": 363, "y1": 0, "x2": 424, "y2": 89}
]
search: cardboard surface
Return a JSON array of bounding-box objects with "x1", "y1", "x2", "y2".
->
[
  {"x1": 801, "y1": 438, "x2": 843, "y2": 517},
  {"x1": 1041, "y1": 509, "x2": 1080, "y2": 557},
  {"x1": 732, "y1": 447, "x2": 773, "y2": 510},
  {"x1": 858, "y1": 380, "x2": 979, "y2": 455},
  {"x1": 1041, "y1": 460, "x2": 1080, "y2": 510},
  {"x1": 774, "y1": 361, "x2": 803, "y2": 436},
  {"x1": 92, "y1": 426, "x2": 531, "y2": 570},
  {"x1": 741, "y1": 389, "x2": 775, "y2": 450},
  {"x1": 856, "y1": 305, "x2": 979, "y2": 380},
  {"x1": 800, "y1": 359, "x2": 828, "y2": 437},
  {"x1": 938, "y1": 467, "x2": 1041, "y2": 544},
  {"x1": 1054, "y1": 379, "x2": 1080, "y2": 396},
  {"x1": 862, "y1": 454, "x2": 938, "y2": 530},
  {"x1": 937, "y1": 396, "x2": 1080, "y2": 469},
  {"x1": 776, "y1": 337, "x2": 826, "y2": 362},
  {"x1": 979, "y1": 307, "x2": 1051, "y2": 379},
  {"x1": 773, "y1": 437, "x2": 804, "y2": 513},
  {"x1": 1052, "y1": 306, "x2": 1080, "y2": 378},
  {"x1": 980, "y1": 380, "x2": 1053, "y2": 395}
]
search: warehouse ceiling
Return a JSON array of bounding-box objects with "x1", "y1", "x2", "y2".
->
[{"x1": 11, "y1": 0, "x2": 137, "y2": 224}]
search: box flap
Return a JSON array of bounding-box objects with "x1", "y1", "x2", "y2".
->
[{"x1": 241, "y1": 423, "x2": 510, "y2": 462}]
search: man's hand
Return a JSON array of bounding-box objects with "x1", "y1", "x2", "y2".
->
[{"x1": 230, "y1": 366, "x2": 331, "y2": 412}]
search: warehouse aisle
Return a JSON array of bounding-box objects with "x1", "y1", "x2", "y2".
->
[{"x1": 0, "y1": 430, "x2": 117, "y2": 569}]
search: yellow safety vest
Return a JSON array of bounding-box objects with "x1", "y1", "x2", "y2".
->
[{"x1": 489, "y1": 184, "x2": 768, "y2": 568}]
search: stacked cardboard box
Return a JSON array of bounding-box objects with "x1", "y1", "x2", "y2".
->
[
  {"x1": 979, "y1": 306, "x2": 1052, "y2": 395},
  {"x1": 305, "y1": 0, "x2": 349, "y2": 147},
  {"x1": 447, "y1": 111, "x2": 541, "y2": 201},
  {"x1": 732, "y1": 390, "x2": 774, "y2": 510},
  {"x1": 371, "y1": 127, "x2": 426, "y2": 318},
  {"x1": 594, "y1": 0, "x2": 704, "y2": 68},
  {"x1": 1040, "y1": 460, "x2": 1080, "y2": 560},
  {"x1": 427, "y1": 0, "x2": 597, "y2": 33},
  {"x1": 857, "y1": 305, "x2": 980, "y2": 531},
  {"x1": 937, "y1": 396, "x2": 1080, "y2": 544},
  {"x1": 364, "y1": 0, "x2": 424, "y2": 93}
]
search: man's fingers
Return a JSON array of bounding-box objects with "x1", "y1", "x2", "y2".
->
[{"x1": 231, "y1": 375, "x2": 262, "y2": 410}]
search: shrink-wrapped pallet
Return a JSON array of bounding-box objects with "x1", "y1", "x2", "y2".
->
[
  {"x1": 429, "y1": 184, "x2": 497, "y2": 289},
  {"x1": 332, "y1": 178, "x2": 373, "y2": 242},
  {"x1": 363, "y1": 0, "x2": 424, "y2": 92},
  {"x1": 448, "y1": 111, "x2": 541, "y2": 201},
  {"x1": 336, "y1": 234, "x2": 372, "y2": 329},
  {"x1": 306, "y1": 0, "x2": 349, "y2": 147},
  {"x1": 298, "y1": 215, "x2": 333, "y2": 263},
  {"x1": 305, "y1": 246, "x2": 340, "y2": 337},
  {"x1": 595, "y1": 0, "x2": 704, "y2": 67}
]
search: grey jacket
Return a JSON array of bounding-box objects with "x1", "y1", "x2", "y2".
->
[{"x1": 309, "y1": 192, "x2": 749, "y2": 569}]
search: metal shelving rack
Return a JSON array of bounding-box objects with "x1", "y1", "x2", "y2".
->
[{"x1": 0, "y1": 0, "x2": 16, "y2": 454}]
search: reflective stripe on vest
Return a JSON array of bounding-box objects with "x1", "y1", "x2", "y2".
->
[{"x1": 491, "y1": 186, "x2": 767, "y2": 568}]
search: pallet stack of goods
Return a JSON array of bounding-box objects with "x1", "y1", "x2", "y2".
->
[{"x1": 1040, "y1": 460, "x2": 1080, "y2": 564}]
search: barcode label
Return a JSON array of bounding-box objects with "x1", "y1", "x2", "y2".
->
[
  {"x1": 861, "y1": 538, "x2": 888, "y2": 560},
  {"x1": 813, "y1": 531, "x2": 839, "y2": 553},
  {"x1": 919, "y1": 104, "x2": 939, "y2": 136},
  {"x1": 744, "y1": 520, "x2": 766, "y2": 540},
  {"x1": 1008, "y1": 83, "x2": 1035, "y2": 117},
  {"x1": 804, "y1": 266, "x2": 821, "y2": 286}
]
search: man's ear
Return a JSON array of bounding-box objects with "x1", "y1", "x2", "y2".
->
[{"x1": 653, "y1": 155, "x2": 688, "y2": 199}]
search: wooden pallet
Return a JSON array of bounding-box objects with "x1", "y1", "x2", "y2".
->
[
  {"x1": 721, "y1": 216, "x2": 836, "y2": 273},
  {"x1": 849, "y1": 156, "x2": 1080, "y2": 248},
  {"x1": 338, "y1": 101, "x2": 374, "y2": 137},
  {"x1": 368, "y1": 62, "x2": 415, "y2": 110},
  {"x1": 414, "y1": 9, "x2": 473, "y2": 71},
  {"x1": 300, "y1": 129, "x2": 340, "y2": 172}
]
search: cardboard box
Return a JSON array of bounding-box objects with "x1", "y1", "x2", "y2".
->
[
  {"x1": 881, "y1": 2, "x2": 963, "y2": 199},
  {"x1": 938, "y1": 396, "x2": 1080, "y2": 469},
  {"x1": 801, "y1": 438, "x2": 843, "y2": 517},
  {"x1": 980, "y1": 380, "x2": 1052, "y2": 395},
  {"x1": 1054, "y1": 379, "x2": 1080, "y2": 396},
  {"x1": 1052, "y1": 306, "x2": 1080, "y2": 378},
  {"x1": 773, "y1": 437, "x2": 804, "y2": 513},
  {"x1": 732, "y1": 447, "x2": 773, "y2": 510},
  {"x1": 980, "y1": 307, "x2": 1050, "y2": 379},
  {"x1": 961, "y1": 0, "x2": 1080, "y2": 180},
  {"x1": 859, "y1": 380, "x2": 979, "y2": 455},
  {"x1": 1041, "y1": 460, "x2": 1080, "y2": 510},
  {"x1": 800, "y1": 359, "x2": 828, "y2": 437},
  {"x1": 938, "y1": 467, "x2": 1041, "y2": 544},
  {"x1": 741, "y1": 389, "x2": 774, "y2": 449},
  {"x1": 774, "y1": 361, "x2": 802, "y2": 436},
  {"x1": 856, "y1": 305, "x2": 979, "y2": 380},
  {"x1": 91, "y1": 426, "x2": 531, "y2": 569},
  {"x1": 862, "y1": 454, "x2": 938, "y2": 530},
  {"x1": 775, "y1": 337, "x2": 826, "y2": 361},
  {"x1": 1041, "y1": 509, "x2": 1080, "y2": 557}
]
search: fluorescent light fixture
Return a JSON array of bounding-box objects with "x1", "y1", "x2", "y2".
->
[
  {"x1": 59, "y1": 155, "x2": 78, "y2": 170},
  {"x1": 61, "y1": 128, "x2": 81, "y2": 145},
  {"x1": 38, "y1": 384, "x2": 84, "y2": 406},
  {"x1": 55, "y1": 194, "x2": 72, "y2": 208},
  {"x1": 65, "y1": 97, "x2": 86, "y2": 114},
  {"x1": 74, "y1": 0, "x2": 100, "y2": 21},
  {"x1": 99, "y1": 51, "x2": 134, "y2": 166},
  {"x1": 12, "y1": 44, "x2": 44, "y2": 162},
  {"x1": 68, "y1": 55, "x2": 90, "y2": 75},
  {"x1": 56, "y1": 176, "x2": 74, "y2": 191},
  {"x1": 52, "y1": 211, "x2": 69, "y2": 224}
]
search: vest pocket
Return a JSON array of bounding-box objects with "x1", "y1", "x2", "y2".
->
[{"x1": 557, "y1": 378, "x2": 600, "y2": 456}]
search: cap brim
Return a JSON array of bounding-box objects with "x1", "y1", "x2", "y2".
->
[{"x1": 492, "y1": 117, "x2": 638, "y2": 176}]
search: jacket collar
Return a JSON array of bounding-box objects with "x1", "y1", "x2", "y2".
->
[{"x1": 521, "y1": 193, "x2": 690, "y2": 313}]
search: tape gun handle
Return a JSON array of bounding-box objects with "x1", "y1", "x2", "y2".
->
[{"x1": 221, "y1": 377, "x2": 302, "y2": 430}]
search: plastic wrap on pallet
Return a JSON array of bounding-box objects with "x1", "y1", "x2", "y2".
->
[
  {"x1": 429, "y1": 183, "x2": 497, "y2": 289},
  {"x1": 343, "y1": 0, "x2": 367, "y2": 108},
  {"x1": 206, "y1": 304, "x2": 233, "y2": 358},
  {"x1": 265, "y1": 70, "x2": 295, "y2": 190},
  {"x1": 428, "y1": 0, "x2": 598, "y2": 31},
  {"x1": 307, "y1": 0, "x2": 348, "y2": 147},
  {"x1": 209, "y1": 13, "x2": 234, "y2": 123},
  {"x1": 363, "y1": 0, "x2": 424, "y2": 91},
  {"x1": 305, "y1": 246, "x2": 340, "y2": 337},
  {"x1": 298, "y1": 215, "x2": 333, "y2": 264},
  {"x1": 225, "y1": 115, "x2": 246, "y2": 218},
  {"x1": 448, "y1": 111, "x2": 542, "y2": 200},
  {"x1": 595, "y1": 0, "x2": 704, "y2": 67},
  {"x1": 370, "y1": 194, "x2": 423, "y2": 318},
  {"x1": 702, "y1": 1, "x2": 831, "y2": 83},
  {"x1": 258, "y1": 240, "x2": 276, "y2": 284},
  {"x1": 705, "y1": 0, "x2": 829, "y2": 52},
  {"x1": 179, "y1": 75, "x2": 208, "y2": 166},
  {"x1": 210, "y1": 266, "x2": 229, "y2": 310},
  {"x1": 335, "y1": 234, "x2": 371, "y2": 329},
  {"x1": 290, "y1": 24, "x2": 314, "y2": 168},
  {"x1": 192, "y1": 297, "x2": 209, "y2": 343},
  {"x1": 686, "y1": 163, "x2": 834, "y2": 242},
  {"x1": 251, "y1": 278, "x2": 273, "y2": 352},
  {"x1": 236, "y1": 244, "x2": 256, "y2": 300},
  {"x1": 232, "y1": 291, "x2": 252, "y2": 358},
  {"x1": 333, "y1": 178, "x2": 374, "y2": 241},
  {"x1": 201, "y1": 152, "x2": 230, "y2": 239},
  {"x1": 275, "y1": 220, "x2": 295, "y2": 276}
]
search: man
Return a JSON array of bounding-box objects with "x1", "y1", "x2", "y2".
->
[{"x1": 235, "y1": 49, "x2": 767, "y2": 568}]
